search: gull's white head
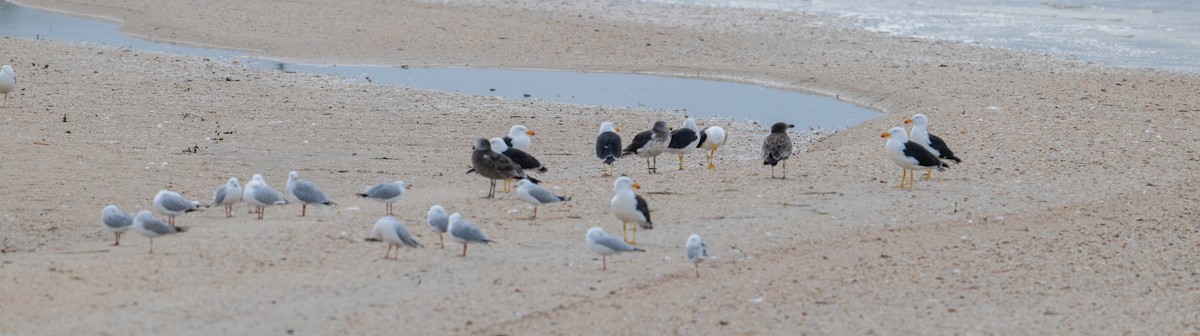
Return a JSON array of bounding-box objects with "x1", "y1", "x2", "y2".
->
[
  {"x1": 227, "y1": 177, "x2": 240, "y2": 187},
  {"x1": 251, "y1": 174, "x2": 265, "y2": 183},
  {"x1": 489, "y1": 137, "x2": 510, "y2": 153},
  {"x1": 682, "y1": 118, "x2": 698, "y2": 131},
  {"x1": 904, "y1": 114, "x2": 929, "y2": 127},
  {"x1": 429, "y1": 205, "x2": 446, "y2": 215},
  {"x1": 586, "y1": 226, "x2": 606, "y2": 239},
  {"x1": 288, "y1": 171, "x2": 300, "y2": 182},
  {"x1": 510, "y1": 125, "x2": 533, "y2": 137},
  {"x1": 882, "y1": 127, "x2": 910, "y2": 142},
  {"x1": 613, "y1": 176, "x2": 640, "y2": 191},
  {"x1": 599, "y1": 121, "x2": 617, "y2": 133},
  {"x1": 687, "y1": 234, "x2": 703, "y2": 246},
  {"x1": 448, "y1": 212, "x2": 462, "y2": 225},
  {"x1": 1, "y1": 65, "x2": 12, "y2": 77}
]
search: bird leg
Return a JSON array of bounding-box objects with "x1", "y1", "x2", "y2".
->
[
  {"x1": 651, "y1": 156, "x2": 658, "y2": 174},
  {"x1": 461, "y1": 244, "x2": 469, "y2": 257},
  {"x1": 908, "y1": 169, "x2": 916, "y2": 189},
  {"x1": 486, "y1": 179, "x2": 497, "y2": 199},
  {"x1": 383, "y1": 245, "x2": 393, "y2": 259},
  {"x1": 644, "y1": 158, "x2": 653, "y2": 174},
  {"x1": 770, "y1": 165, "x2": 776, "y2": 179},
  {"x1": 695, "y1": 264, "x2": 700, "y2": 278},
  {"x1": 896, "y1": 169, "x2": 908, "y2": 189},
  {"x1": 531, "y1": 205, "x2": 538, "y2": 220},
  {"x1": 782, "y1": 160, "x2": 788, "y2": 179},
  {"x1": 113, "y1": 232, "x2": 121, "y2": 246},
  {"x1": 678, "y1": 154, "x2": 685, "y2": 170},
  {"x1": 602, "y1": 256, "x2": 608, "y2": 271},
  {"x1": 924, "y1": 170, "x2": 933, "y2": 180},
  {"x1": 632, "y1": 226, "x2": 638, "y2": 245},
  {"x1": 622, "y1": 222, "x2": 629, "y2": 243},
  {"x1": 148, "y1": 238, "x2": 154, "y2": 254},
  {"x1": 707, "y1": 146, "x2": 718, "y2": 169},
  {"x1": 301, "y1": 204, "x2": 308, "y2": 217},
  {"x1": 439, "y1": 234, "x2": 444, "y2": 249},
  {"x1": 386, "y1": 203, "x2": 393, "y2": 215}
]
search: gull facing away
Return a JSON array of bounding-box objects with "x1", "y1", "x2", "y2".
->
[
  {"x1": 883, "y1": 126, "x2": 949, "y2": 189},
  {"x1": 132, "y1": 210, "x2": 186, "y2": 253},
  {"x1": 595, "y1": 121, "x2": 622, "y2": 176},
  {"x1": 515, "y1": 179, "x2": 570, "y2": 219},
  {"x1": 685, "y1": 234, "x2": 710, "y2": 278},
  {"x1": 623, "y1": 120, "x2": 671, "y2": 174},
  {"x1": 286, "y1": 171, "x2": 336, "y2": 217},
  {"x1": 357, "y1": 180, "x2": 407, "y2": 215},
  {"x1": 665, "y1": 118, "x2": 701, "y2": 170},
  {"x1": 762, "y1": 122, "x2": 795, "y2": 179},
  {"x1": 905, "y1": 113, "x2": 962, "y2": 179},
  {"x1": 371, "y1": 216, "x2": 423, "y2": 259},
  {"x1": 153, "y1": 190, "x2": 202, "y2": 227},
  {"x1": 209, "y1": 177, "x2": 242, "y2": 218},
  {"x1": 697, "y1": 126, "x2": 727, "y2": 169},
  {"x1": 586, "y1": 227, "x2": 644, "y2": 271},
  {"x1": 448, "y1": 212, "x2": 495, "y2": 257},
  {"x1": 502, "y1": 124, "x2": 535, "y2": 151},
  {"x1": 610, "y1": 176, "x2": 652, "y2": 244},
  {"x1": 469, "y1": 138, "x2": 536, "y2": 198},
  {"x1": 100, "y1": 205, "x2": 134, "y2": 246},
  {"x1": 0, "y1": 65, "x2": 14, "y2": 107},
  {"x1": 243, "y1": 174, "x2": 289, "y2": 219},
  {"x1": 427, "y1": 205, "x2": 450, "y2": 248}
]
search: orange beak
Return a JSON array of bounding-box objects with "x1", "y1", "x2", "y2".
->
[
  {"x1": 526, "y1": 130, "x2": 536, "y2": 136},
  {"x1": 615, "y1": 127, "x2": 621, "y2": 132},
  {"x1": 881, "y1": 132, "x2": 891, "y2": 138},
  {"x1": 904, "y1": 118, "x2": 913, "y2": 124},
  {"x1": 632, "y1": 182, "x2": 641, "y2": 190}
]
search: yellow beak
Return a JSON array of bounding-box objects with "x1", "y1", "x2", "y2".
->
[
  {"x1": 904, "y1": 118, "x2": 913, "y2": 124},
  {"x1": 881, "y1": 132, "x2": 891, "y2": 138},
  {"x1": 526, "y1": 130, "x2": 536, "y2": 136},
  {"x1": 632, "y1": 182, "x2": 641, "y2": 190}
]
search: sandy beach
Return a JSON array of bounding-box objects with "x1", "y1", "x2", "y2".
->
[{"x1": 2, "y1": 0, "x2": 1198, "y2": 334}]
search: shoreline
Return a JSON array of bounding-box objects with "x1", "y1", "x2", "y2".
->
[{"x1": 2, "y1": 0, "x2": 1199, "y2": 334}]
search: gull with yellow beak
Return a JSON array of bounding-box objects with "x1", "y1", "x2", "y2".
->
[
  {"x1": 883, "y1": 126, "x2": 949, "y2": 189},
  {"x1": 502, "y1": 124, "x2": 535, "y2": 152},
  {"x1": 905, "y1": 114, "x2": 962, "y2": 179},
  {"x1": 610, "y1": 176, "x2": 652, "y2": 244},
  {"x1": 697, "y1": 125, "x2": 727, "y2": 169}
]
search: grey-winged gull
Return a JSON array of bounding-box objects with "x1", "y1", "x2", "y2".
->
[
  {"x1": 357, "y1": 180, "x2": 407, "y2": 215},
  {"x1": 101, "y1": 205, "x2": 134, "y2": 246},
  {"x1": 372, "y1": 216, "x2": 423, "y2": 259},
  {"x1": 209, "y1": 177, "x2": 242, "y2": 218},
  {"x1": 685, "y1": 234, "x2": 710, "y2": 278},
  {"x1": 0, "y1": 65, "x2": 13, "y2": 107},
  {"x1": 586, "y1": 227, "x2": 644, "y2": 271},
  {"x1": 286, "y1": 171, "x2": 336, "y2": 217},
  {"x1": 153, "y1": 189, "x2": 202, "y2": 227},
  {"x1": 243, "y1": 173, "x2": 289, "y2": 219},
  {"x1": 132, "y1": 210, "x2": 186, "y2": 253},
  {"x1": 448, "y1": 212, "x2": 494, "y2": 257},
  {"x1": 515, "y1": 179, "x2": 569, "y2": 219},
  {"x1": 427, "y1": 205, "x2": 450, "y2": 248}
]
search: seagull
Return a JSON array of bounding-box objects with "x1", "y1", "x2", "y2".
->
[
  {"x1": 762, "y1": 122, "x2": 795, "y2": 179},
  {"x1": 685, "y1": 234, "x2": 709, "y2": 278},
  {"x1": 470, "y1": 138, "x2": 537, "y2": 198},
  {"x1": 153, "y1": 190, "x2": 202, "y2": 227},
  {"x1": 586, "y1": 227, "x2": 644, "y2": 271},
  {"x1": 132, "y1": 210, "x2": 186, "y2": 253},
  {"x1": 357, "y1": 180, "x2": 407, "y2": 215},
  {"x1": 697, "y1": 126, "x2": 727, "y2": 169},
  {"x1": 490, "y1": 137, "x2": 547, "y2": 192},
  {"x1": 905, "y1": 114, "x2": 962, "y2": 179},
  {"x1": 286, "y1": 171, "x2": 336, "y2": 217},
  {"x1": 209, "y1": 177, "x2": 242, "y2": 218},
  {"x1": 371, "y1": 216, "x2": 423, "y2": 259},
  {"x1": 100, "y1": 205, "x2": 134, "y2": 246},
  {"x1": 515, "y1": 179, "x2": 570, "y2": 219},
  {"x1": 623, "y1": 121, "x2": 671, "y2": 174},
  {"x1": 448, "y1": 212, "x2": 495, "y2": 257},
  {"x1": 883, "y1": 126, "x2": 949, "y2": 189},
  {"x1": 610, "y1": 176, "x2": 652, "y2": 244},
  {"x1": 427, "y1": 205, "x2": 450, "y2": 248},
  {"x1": 502, "y1": 124, "x2": 535, "y2": 152},
  {"x1": 595, "y1": 121, "x2": 622, "y2": 176},
  {"x1": 666, "y1": 118, "x2": 701, "y2": 170},
  {"x1": 243, "y1": 174, "x2": 289, "y2": 219},
  {"x1": 0, "y1": 65, "x2": 13, "y2": 107}
]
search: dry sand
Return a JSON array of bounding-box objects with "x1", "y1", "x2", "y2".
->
[{"x1": 2, "y1": 0, "x2": 1198, "y2": 334}]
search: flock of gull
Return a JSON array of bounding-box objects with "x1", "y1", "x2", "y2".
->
[{"x1": 50, "y1": 46, "x2": 959, "y2": 274}]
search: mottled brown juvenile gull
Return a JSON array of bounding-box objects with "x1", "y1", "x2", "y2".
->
[
  {"x1": 623, "y1": 120, "x2": 671, "y2": 174},
  {"x1": 762, "y1": 122, "x2": 795, "y2": 179},
  {"x1": 490, "y1": 137, "x2": 546, "y2": 192},
  {"x1": 470, "y1": 138, "x2": 536, "y2": 198}
]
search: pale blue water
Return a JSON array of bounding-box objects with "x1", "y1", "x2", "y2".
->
[
  {"x1": 0, "y1": 1, "x2": 880, "y2": 129},
  {"x1": 646, "y1": 0, "x2": 1200, "y2": 73}
]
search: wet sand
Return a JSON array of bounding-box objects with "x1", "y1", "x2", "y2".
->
[{"x1": 2, "y1": 0, "x2": 1198, "y2": 334}]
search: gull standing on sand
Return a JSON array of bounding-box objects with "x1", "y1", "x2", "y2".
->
[
  {"x1": 610, "y1": 176, "x2": 652, "y2": 244},
  {"x1": 470, "y1": 138, "x2": 537, "y2": 198},
  {"x1": 371, "y1": 216, "x2": 423, "y2": 259},
  {"x1": 243, "y1": 174, "x2": 289, "y2": 219},
  {"x1": 666, "y1": 118, "x2": 701, "y2": 170},
  {"x1": 623, "y1": 120, "x2": 671, "y2": 174},
  {"x1": 762, "y1": 122, "x2": 795, "y2": 179},
  {"x1": 490, "y1": 137, "x2": 547, "y2": 192},
  {"x1": 357, "y1": 180, "x2": 407, "y2": 215},
  {"x1": 905, "y1": 114, "x2": 962, "y2": 179},
  {"x1": 502, "y1": 124, "x2": 535, "y2": 151},
  {"x1": 595, "y1": 121, "x2": 622, "y2": 176},
  {"x1": 515, "y1": 179, "x2": 570, "y2": 219},
  {"x1": 132, "y1": 210, "x2": 186, "y2": 253},
  {"x1": 448, "y1": 212, "x2": 494, "y2": 257},
  {"x1": 209, "y1": 177, "x2": 242, "y2": 218},
  {"x1": 0, "y1": 65, "x2": 14, "y2": 107},
  {"x1": 153, "y1": 190, "x2": 202, "y2": 227},
  {"x1": 685, "y1": 234, "x2": 709, "y2": 278},
  {"x1": 883, "y1": 126, "x2": 949, "y2": 189},
  {"x1": 286, "y1": 171, "x2": 336, "y2": 217},
  {"x1": 101, "y1": 205, "x2": 134, "y2": 246},
  {"x1": 697, "y1": 126, "x2": 727, "y2": 169},
  {"x1": 586, "y1": 227, "x2": 644, "y2": 271},
  {"x1": 427, "y1": 205, "x2": 450, "y2": 248}
]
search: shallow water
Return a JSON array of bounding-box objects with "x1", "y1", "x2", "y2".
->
[
  {"x1": 652, "y1": 0, "x2": 1200, "y2": 73},
  {"x1": 0, "y1": 1, "x2": 881, "y2": 130}
]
